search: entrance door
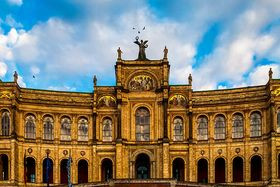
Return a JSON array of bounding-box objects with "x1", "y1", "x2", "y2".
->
[{"x1": 135, "y1": 153, "x2": 150, "y2": 179}]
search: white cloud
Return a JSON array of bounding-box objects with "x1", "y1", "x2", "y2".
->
[
  {"x1": 17, "y1": 75, "x2": 26, "y2": 87},
  {"x1": 30, "y1": 66, "x2": 40, "y2": 75},
  {"x1": 5, "y1": 15, "x2": 23, "y2": 28},
  {"x1": 0, "y1": 61, "x2": 8, "y2": 77},
  {"x1": 248, "y1": 64, "x2": 280, "y2": 85},
  {"x1": 48, "y1": 86, "x2": 76, "y2": 91},
  {"x1": 7, "y1": 0, "x2": 23, "y2": 6}
]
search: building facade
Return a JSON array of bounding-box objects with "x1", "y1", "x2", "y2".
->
[{"x1": 0, "y1": 45, "x2": 280, "y2": 186}]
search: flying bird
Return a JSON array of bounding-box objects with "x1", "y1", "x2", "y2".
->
[
  {"x1": 133, "y1": 27, "x2": 135, "y2": 30},
  {"x1": 32, "y1": 75, "x2": 35, "y2": 79},
  {"x1": 138, "y1": 31, "x2": 140, "y2": 34},
  {"x1": 143, "y1": 26, "x2": 145, "y2": 30}
]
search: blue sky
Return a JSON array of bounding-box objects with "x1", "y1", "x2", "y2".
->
[{"x1": 0, "y1": 0, "x2": 280, "y2": 92}]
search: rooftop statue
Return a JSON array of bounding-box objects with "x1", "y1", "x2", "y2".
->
[{"x1": 134, "y1": 36, "x2": 148, "y2": 60}]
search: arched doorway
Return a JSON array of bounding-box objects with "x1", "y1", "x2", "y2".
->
[
  {"x1": 60, "y1": 159, "x2": 68, "y2": 184},
  {"x1": 135, "y1": 153, "x2": 150, "y2": 179},
  {"x1": 0, "y1": 154, "x2": 8, "y2": 180},
  {"x1": 197, "y1": 158, "x2": 208, "y2": 183},
  {"x1": 233, "y1": 156, "x2": 243, "y2": 182},
  {"x1": 101, "y1": 158, "x2": 113, "y2": 181},
  {"x1": 78, "y1": 159, "x2": 88, "y2": 184},
  {"x1": 26, "y1": 157, "x2": 36, "y2": 183},
  {"x1": 251, "y1": 155, "x2": 262, "y2": 181},
  {"x1": 172, "y1": 158, "x2": 185, "y2": 181},
  {"x1": 43, "y1": 158, "x2": 53, "y2": 184},
  {"x1": 215, "y1": 158, "x2": 225, "y2": 183}
]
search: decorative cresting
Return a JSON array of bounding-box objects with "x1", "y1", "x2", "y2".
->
[
  {"x1": 97, "y1": 96, "x2": 116, "y2": 108},
  {"x1": 129, "y1": 75, "x2": 155, "y2": 91},
  {"x1": 169, "y1": 94, "x2": 187, "y2": 107},
  {"x1": 0, "y1": 91, "x2": 14, "y2": 99}
]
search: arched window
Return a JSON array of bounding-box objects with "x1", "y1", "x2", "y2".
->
[
  {"x1": 232, "y1": 113, "x2": 244, "y2": 139},
  {"x1": 43, "y1": 116, "x2": 54, "y2": 140},
  {"x1": 197, "y1": 116, "x2": 208, "y2": 140},
  {"x1": 78, "y1": 118, "x2": 88, "y2": 141},
  {"x1": 102, "y1": 118, "x2": 112, "y2": 141},
  {"x1": 197, "y1": 158, "x2": 208, "y2": 183},
  {"x1": 173, "y1": 117, "x2": 183, "y2": 141},
  {"x1": 215, "y1": 158, "x2": 225, "y2": 183},
  {"x1": 250, "y1": 112, "x2": 261, "y2": 137},
  {"x1": 60, "y1": 159, "x2": 68, "y2": 184},
  {"x1": 60, "y1": 117, "x2": 71, "y2": 141},
  {"x1": 25, "y1": 115, "x2": 36, "y2": 139},
  {"x1": 1, "y1": 111, "x2": 10, "y2": 136},
  {"x1": 136, "y1": 107, "x2": 150, "y2": 141},
  {"x1": 214, "y1": 115, "x2": 226, "y2": 140}
]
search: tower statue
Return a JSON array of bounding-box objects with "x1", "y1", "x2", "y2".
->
[
  {"x1": 188, "y1": 73, "x2": 192, "y2": 85},
  {"x1": 93, "y1": 75, "x2": 97, "y2": 86},
  {"x1": 269, "y1": 68, "x2": 273, "y2": 80},
  {"x1": 134, "y1": 36, "x2": 148, "y2": 60},
  {"x1": 13, "y1": 71, "x2": 18, "y2": 83},
  {"x1": 163, "y1": 46, "x2": 168, "y2": 59},
  {"x1": 117, "y1": 47, "x2": 122, "y2": 60}
]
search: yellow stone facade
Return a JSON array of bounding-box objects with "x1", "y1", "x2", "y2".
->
[{"x1": 0, "y1": 48, "x2": 280, "y2": 186}]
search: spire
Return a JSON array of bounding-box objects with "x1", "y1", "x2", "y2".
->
[
  {"x1": 163, "y1": 46, "x2": 168, "y2": 60},
  {"x1": 269, "y1": 68, "x2": 273, "y2": 80},
  {"x1": 13, "y1": 71, "x2": 18, "y2": 83},
  {"x1": 188, "y1": 73, "x2": 192, "y2": 85}
]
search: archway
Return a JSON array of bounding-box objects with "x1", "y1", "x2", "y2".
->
[
  {"x1": 60, "y1": 159, "x2": 68, "y2": 184},
  {"x1": 26, "y1": 157, "x2": 36, "y2": 183},
  {"x1": 135, "y1": 153, "x2": 150, "y2": 179},
  {"x1": 78, "y1": 159, "x2": 88, "y2": 184},
  {"x1": 233, "y1": 156, "x2": 243, "y2": 182},
  {"x1": 43, "y1": 158, "x2": 53, "y2": 184},
  {"x1": 197, "y1": 158, "x2": 208, "y2": 183},
  {"x1": 172, "y1": 158, "x2": 185, "y2": 181},
  {"x1": 0, "y1": 154, "x2": 8, "y2": 180},
  {"x1": 251, "y1": 155, "x2": 262, "y2": 181},
  {"x1": 215, "y1": 158, "x2": 225, "y2": 183},
  {"x1": 101, "y1": 158, "x2": 113, "y2": 181}
]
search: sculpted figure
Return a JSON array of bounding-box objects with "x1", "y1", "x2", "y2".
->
[{"x1": 134, "y1": 37, "x2": 148, "y2": 60}]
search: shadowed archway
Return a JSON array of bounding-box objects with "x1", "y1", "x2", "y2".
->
[
  {"x1": 197, "y1": 158, "x2": 208, "y2": 183},
  {"x1": 135, "y1": 153, "x2": 150, "y2": 179},
  {"x1": 172, "y1": 158, "x2": 185, "y2": 181},
  {"x1": 101, "y1": 158, "x2": 113, "y2": 182}
]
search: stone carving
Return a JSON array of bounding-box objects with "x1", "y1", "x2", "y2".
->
[
  {"x1": 272, "y1": 87, "x2": 280, "y2": 96},
  {"x1": 235, "y1": 148, "x2": 240, "y2": 154},
  {"x1": 200, "y1": 150, "x2": 205, "y2": 155},
  {"x1": 0, "y1": 91, "x2": 14, "y2": 99},
  {"x1": 253, "y1": 147, "x2": 259, "y2": 152},
  {"x1": 129, "y1": 75, "x2": 154, "y2": 91},
  {"x1": 169, "y1": 94, "x2": 187, "y2": 107},
  {"x1": 98, "y1": 96, "x2": 116, "y2": 107},
  {"x1": 63, "y1": 150, "x2": 68, "y2": 156}
]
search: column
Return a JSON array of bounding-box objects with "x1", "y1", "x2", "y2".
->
[
  {"x1": 92, "y1": 113, "x2": 97, "y2": 142},
  {"x1": 162, "y1": 143, "x2": 170, "y2": 178},
  {"x1": 117, "y1": 100, "x2": 122, "y2": 140},
  {"x1": 115, "y1": 143, "x2": 123, "y2": 178},
  {"x1": 188, "y1": 112, "x2": 193, "y2": 141},
  {"x1": 163, "y1": 98, "x2": 168, "y2": 140}
]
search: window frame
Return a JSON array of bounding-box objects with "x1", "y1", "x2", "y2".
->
[
  {"x1": 197, "y1": 115, "x2": 208, "y2": 141},
  {"x1": 102, "y1": 117, "x2": 112, "y2": 142},
  {"x1": 43, "y1": 116, "x2": 54, "y2": 140},
  {"x1": 173, "y1": 117, "x2": 184, "y2": 141},
  {"x1": 250, "y1": 112, "x2": 262, "y2": 137},
  {"x1": 232, "y1": 113, "x2": 244, "y2": 139},
  {"x1": 135, "y1": 107, "x2": 150, "y2": 141},
  {"x1": 60, "y1": 117, "x2": 71, "y2": 141},
  {"x1": 214, "y1": 115, "x2": 226, "y2": 140},
  {"x1": 78, "y1": 118, "x2": 88, "y2": 141},
  {"x1": 25, "y1": 115, "x2": 36, "y2": 139}
]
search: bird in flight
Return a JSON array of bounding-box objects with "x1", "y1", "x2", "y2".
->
[{"x1": 32, "y1": 75, "x2": 35, "y2": 78}]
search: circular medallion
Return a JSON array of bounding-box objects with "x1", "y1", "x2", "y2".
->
[
  {"x1": 217, "y1": 149, "x2": 222, "y2": 154},
  {"x1": 253, "y1": 147, "x2": 259, "y2": 152},
  {"x1": 80, "y1": 151, "x2": 86, "y2": 156},
  {"x1": 27, "y1": 148, "x2": 32, "y2": 154},
  {"x1": 200, "y1": 150, "x2": 205, "y2": 155},
  {"x1": 235, "y1": 148, "x2": 240, "y2": 154},
  {"x1": 63, "y1": 150, "x2": 68, "y2": 156}
]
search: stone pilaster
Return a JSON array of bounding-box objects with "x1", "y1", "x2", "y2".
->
[{"x1": 162, "y1": 143, "x2": 169, "y2": 178}]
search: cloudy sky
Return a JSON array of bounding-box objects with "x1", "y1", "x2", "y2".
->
[{"x1": 0, "y1": 0, "x2": 280, "y2": 92}]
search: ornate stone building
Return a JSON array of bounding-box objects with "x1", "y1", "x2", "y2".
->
[{"x1": 0, "y1": 42, "x2": 280, "y2": 186}]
